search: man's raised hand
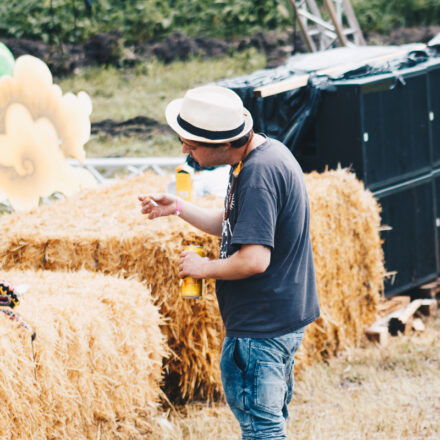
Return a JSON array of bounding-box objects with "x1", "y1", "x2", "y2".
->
[{"x1": 138, "y1": 193, "x2": 178, "y2": 219}]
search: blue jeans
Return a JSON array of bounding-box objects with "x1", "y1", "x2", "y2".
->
[{"x1": 220, "y1": 328, "x2": 305, "y2": 440}]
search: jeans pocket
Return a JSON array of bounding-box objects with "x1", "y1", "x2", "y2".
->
[
  {"x1": 253, "y1": 360, "x2": 286, "y2": 416},
  {"x1": 221, "y1": 338, "x2": 247, "y2": 411},
  {"x1": 233, "y1": 338, "x2": 248, "y2": 372}
]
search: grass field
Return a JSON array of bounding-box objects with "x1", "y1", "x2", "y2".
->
[
  {"x1": 57, "y1": 49, "x2": 266, "y2": 158},
  {"x1": 152, "y1": 314, "x2": 440, "y2": 440}
]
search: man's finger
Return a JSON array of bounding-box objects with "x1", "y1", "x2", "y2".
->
[{"x1": 150, "y1": 193, "x2": 164, "y2": 202}]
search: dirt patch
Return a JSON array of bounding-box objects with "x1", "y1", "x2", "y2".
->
[
  {"x1": 3, "y1": 33, "x2": 123, "y2": 76},
  {"x1": 91, "y1": 116, "x2": 172, "y2": 138},
  {"x1": 367, "y1": 25, "x2": 440, "y2": 46},
  {"x1": 3, "y1": 26, "x2": 439, "y2": 77},
  {"x1": 135, "y1": 31, "x2": 303, "y2": 68},
  {"x1": 3, "y1": 30, "x2": 303, "y2": 76}
]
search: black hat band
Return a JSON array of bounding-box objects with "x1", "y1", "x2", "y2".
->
[{"x1": 177, "y1": 114, "x2": 245, "y2": 140}]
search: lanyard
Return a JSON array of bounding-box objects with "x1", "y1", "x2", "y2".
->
[
  {"x1": 223, "y1": 132, "x2": 254, "y2": 221},
  {"x1": 224, "y1": 161, "x2": 243, "y2": 221}
]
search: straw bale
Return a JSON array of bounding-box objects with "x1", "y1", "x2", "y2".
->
[
  {"x1": 0, "y1": 169, "x2": 385, "y2": 402},
  {"x1": 0, "y1": 270, "x2": 166, "y2": 439},
  {"x1": 298, "y1": 168, "x2": 385, "y2": 367}
]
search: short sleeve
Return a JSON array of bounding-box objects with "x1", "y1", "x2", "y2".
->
[{"x1": 231, "y1": 186, "x2": 277, "y2": 249}]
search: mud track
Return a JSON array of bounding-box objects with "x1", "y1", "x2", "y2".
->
[{"x1": 91, "y1": 116, "x2": 172, "y2": 138}]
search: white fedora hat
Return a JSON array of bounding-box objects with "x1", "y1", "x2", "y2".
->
[{"x1": 165, "y1": 85, "x2": 253, "y2": 144}]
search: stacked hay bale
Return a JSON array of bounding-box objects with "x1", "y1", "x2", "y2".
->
[
  {"x1": 0, "y1": 270, "x2": 166, "y2": 439},
  {"x1": 0, "y1": 169, "x2": 385, "y2": 402},
  {"x1": 297, "y1": 168, "x2": 385, "y2": 367},
  {"x1": 0, "y1": 173, "x2": 223, "y2": 402}
]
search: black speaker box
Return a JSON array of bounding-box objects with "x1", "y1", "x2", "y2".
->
[
  {"x1": 374, "y1": 172, "x2": 438, "y2": 297},
  {"x1": 428, "y1": 61, "x2": 440, "y2": 167},
  {"x1": 296, "y1": 59, "x2": 440, "y2": 191}
]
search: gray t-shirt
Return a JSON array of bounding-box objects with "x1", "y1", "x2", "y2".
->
[{"x1": 216, "y1": 137, "x2": 320, "y2": 338}]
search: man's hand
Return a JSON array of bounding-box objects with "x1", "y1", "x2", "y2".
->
[
  {"x1": 138, "y1": 193, "x2": 178, "y2": 219},
  {"x1": 138, "y1": 193, "x2": 224, "y2": 236},
  {"x1": 179, "y1": 250, "x2": 207, "y2": 279},
  {"x1": 182, "y1": 244, "x2": 271, "y2": 281}
]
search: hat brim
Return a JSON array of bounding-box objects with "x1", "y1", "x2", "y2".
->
[{"x1": 165, "y1": 97, "x2": 253, "y2": 144}]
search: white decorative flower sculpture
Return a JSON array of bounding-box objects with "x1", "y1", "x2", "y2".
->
[{"x1": 0, "y1": 55, "x2": 96, "y2": 211}]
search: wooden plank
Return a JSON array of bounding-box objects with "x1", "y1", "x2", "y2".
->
[
  {"x1": 389, "y1": 316, "x2": 413, "y2": 335},
  {"x1": 253, "y1": 43, "x2": 427, "y2": 98},
  {"x1": 290, "y1": 0, "x2": 316, "y2": 52},
  {"x1": 392, "y1": 299, "x2": 423, "y2": 324},
  {"x1": 305, "y1": 0, "x2": 334, "y2": 49},
  {"x1": 366, "y1": 299, "x2": 423, "y2": 337},
  {"x1": 377, "y1": 295, "x2": 410, "y2": 316},
  {"x1": 412, "y1": 318, "x2": 425, "y2": 332},
  {"x1": 365, "y1": 297, "x2": 436, "y2": 342},
  {"x1": 365, "y1": 325, "x2": 388, "y2": 346},
  {"x1": 342, "y1": 0, "x2": 366, "y2": 45},
  {"x1": 323, "y1": 0, "x2": 348, "y2": 46},
  {"x1": 416, "y1": 299, "x2": 438, "y2": 317},
  {"x1": 388, "y1": 299, "x2": 423, "y2": 335},
  {"x1": 254, "y1": 74, "x2": 310, "y2": 98}
]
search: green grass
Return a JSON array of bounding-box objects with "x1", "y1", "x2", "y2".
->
[
  {"x1": 87, "y1": 131, "x2": 179, "y2": 158},
  {"x1": 58, "y1": 49, "x2": 266, "y2": 157},
  {"x1": 79, "y1": 50, "x2": 264, "y2": 123}
]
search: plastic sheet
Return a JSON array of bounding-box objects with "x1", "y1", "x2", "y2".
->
[
  {"x1": 335, "y1": 48, "x2": 435, "y2": 81},
  {"x1": 182, "y1": 45, "x2": 440, "y2": 171},
  {"x1": 212, "y1": 45, "x2": 440, "y2": 161},
  {"x1": 216, "y1": 75, "x2": 330, "y2": 157}
]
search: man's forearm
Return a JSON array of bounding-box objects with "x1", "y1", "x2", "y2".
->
[
  {"x1": 179, "y1": 200, "x2": 223, "y2": 236},
  {"x1": 199, "y1": 245, "x2": 271, "y2": 280}
]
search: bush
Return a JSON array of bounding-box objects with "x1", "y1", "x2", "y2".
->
[
  {"x1": 1, "y1": 0, "x2": 440, "y2": 45},
  {"x1": 352, "y1": 0, "x2": 440, "y2": 34},
  {"x1": 0, "y1": 0, "x2": 292, "y2": 44}
]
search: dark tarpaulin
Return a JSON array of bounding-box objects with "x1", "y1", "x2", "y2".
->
[
  {"x1": 225, "y1": 77, "x2": 328, "y2": 154},
  {"x1": 216, "y1": 47, "x2": 439, "y2": 157},
  {"x1": 335, "y1": 48, "x2": 434, "y2": 81},
  {"x1": 214, "y1": 68, "x2": 330, "y2": 163},
  {"x1": 184, "y1": 78, "x2": 327, "y2": 171},
  {"x1": 187, "y1": 46, "x2": 439, "y2": 170},
  {"x1": 186, "y1": 77, "x2": 327, "y2": 171}
]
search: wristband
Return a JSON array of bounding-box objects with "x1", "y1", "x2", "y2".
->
[{"x1": 175, "y1": 199, "x2": 182, "y2": 216}]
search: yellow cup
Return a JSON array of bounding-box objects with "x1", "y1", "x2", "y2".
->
[{"x1": 176, "y1": 165, "x2": 192, "y2": 201}]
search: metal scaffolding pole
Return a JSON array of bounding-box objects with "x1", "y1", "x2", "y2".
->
[
  {"x1": 290, "y1": 0, "x2": 365, "y2": 52},
  {"x1": 67, "y1": 157, "x2": 184, "y2": 183}
]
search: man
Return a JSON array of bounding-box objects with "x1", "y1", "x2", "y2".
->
[{"x1": 139, "y1": 85, "x2": 320, "y2": 439}]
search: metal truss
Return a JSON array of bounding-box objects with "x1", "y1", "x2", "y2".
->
[{"x1": 290, "y1": 0, "x2": 366, "y2": 52}]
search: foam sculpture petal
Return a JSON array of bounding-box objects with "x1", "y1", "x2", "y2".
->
[
  {"x1": 0, "y1": 55, "x2": 91, "y2": 162},
  {"x1": 0, "y1": 103, "x2": 96, "y2": 211}
]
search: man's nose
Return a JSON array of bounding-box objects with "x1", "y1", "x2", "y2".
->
[{"x1": 181, "y1": 143, "x2": 190, "y2": 154}]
